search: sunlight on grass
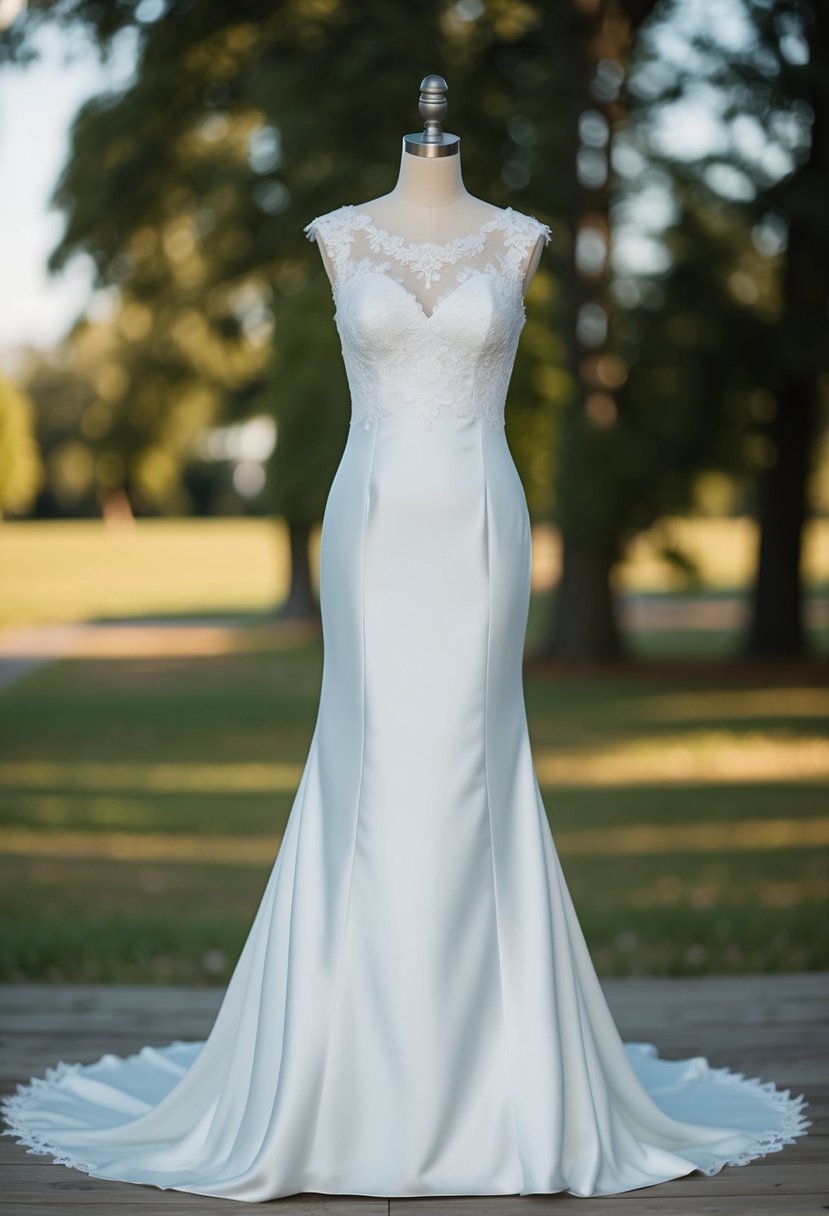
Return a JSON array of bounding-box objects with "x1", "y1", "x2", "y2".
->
[
  {"x1": 618, "y1": 688, "x2": 829, "y2": 723},
  {"x1": 0, "y1": 619, "x2": 319, "y2": 660},
  {"x1": 1, "y1": 587, "x2": 825, "y2": 980},
  {"x1": 0, "y1": 518, "x2": 304, "y2": 627},
  {"x1": 535, "y1": 733, "x2": 829, "y2": 784},
  {"x1": 529, "y1": 517, "x2": 829, "y2": 593},
  {"x1": 1, "y1": 816, "x2": 827, "y2": 866},
  {"x1": 3, "y1": 517, "x2": 828, "y2": 628},
  {"x1": 616, "y1": 516, "x2": 829, "y2": 592},
  {"x1": 2, "y1": 730, "x2": 827, "y2": 797},
  {"x1": 0, "y1": 759, "x2": 304, "y2": 791}
]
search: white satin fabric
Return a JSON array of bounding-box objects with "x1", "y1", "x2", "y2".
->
[{"x1": 1, "y1": 205, "x2": 811, "y2": 1201}]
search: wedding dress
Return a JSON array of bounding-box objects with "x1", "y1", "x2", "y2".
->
[{"x1": 1, "y1": 203, "x2": 811, "y2": 1202}]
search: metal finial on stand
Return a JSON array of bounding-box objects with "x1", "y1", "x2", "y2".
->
[{"x1": 404, "y1": 75, "x2": 460, "y2": 158}]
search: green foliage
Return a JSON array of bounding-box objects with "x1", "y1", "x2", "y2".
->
[
  {"x1": 263, "y1": 274, "x2": 349, "y2": 524},
  {"x1": 5, "y1": 0, "x2": 563, "y2": 525},
  {"x1": 0, "y1": 373, "x2": 44, "y2": 517},
  {"x1": 20, "y1": 313, "x2": 250, "y2": 516},
  {"x1": 5, "y1": 0, "x2": 826, "y2": 657},
  {"x1": 621, "y1": 0, "x2": 829, "y2": 506}
]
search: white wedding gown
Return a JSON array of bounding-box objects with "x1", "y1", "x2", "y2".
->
[{"x1": 1, "y1": 203, "x2": 811, "y2": 1202}]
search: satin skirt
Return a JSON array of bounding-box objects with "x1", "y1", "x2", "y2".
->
[{"x1": 1, "y1": 415, "x2": 811, "y2": 1200}]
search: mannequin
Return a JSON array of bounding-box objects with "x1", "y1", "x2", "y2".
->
[{"x1": 311, "y1": 74, "x2": 547, "y2": 300}]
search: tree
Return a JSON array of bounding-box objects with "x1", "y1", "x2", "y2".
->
[
  {"x1": 0, "y1": 374, "x2": 43, "y2": 517},
  {"x1": 745, "y1": 0, "x2": 828, "y2": 655},
  {"x1": 628, "y1": 0, "x2": 829, "y2": 657},
  {"x1": 6, "y1": 0, "x2": 564, "y2": 616},
  {"x1": 11, "y1": 0, "x2": 799, "y2": 653},
  {"x1": 262, "y1": 274, "x2": 350, "y2": 620}
]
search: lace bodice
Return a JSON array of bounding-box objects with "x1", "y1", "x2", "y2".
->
[{"x1": 303, "y1": 204, "x2": 552, "y2": 431}]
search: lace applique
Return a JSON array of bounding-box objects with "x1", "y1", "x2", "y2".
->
[
  {"x1": 347, "y1": 255, "x2": 393, "y2": 284},
  {"x1": 303, "y1": 205, "x2": 552, "y2": 432},
  {"x1": 305, "y1": 205, "x2": 549, "y2": 298},
  {"x1": 323, "y1": 259, "x2": 458, "y2": 321},
  {"x1": 356, "y1": 212, "x2": 518, "y2": 290},
  {"x1": 303, "y1": 205, "x2": 359, "y2": 290},
  {"x1": 456, "y1": 260, "x2": 499, "y2": 285}
]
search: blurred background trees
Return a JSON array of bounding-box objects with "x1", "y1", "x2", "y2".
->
[
  {"x1": 0, "y1": 372, "x2": 42, "y2": 517},
  {"x1": 1, "y1": 0, "x2": 826, "y2": 657},
  {"x1": 628, "y1": 0, "x2": 829, "y2": 659}
]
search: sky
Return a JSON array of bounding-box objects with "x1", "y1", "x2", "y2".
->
[
  {"x1": 0, "y1": 1, "x2": 761, "y2": 363},
  {"x1": 0, "y1": 22, "x2": 135, "y2": 357}
]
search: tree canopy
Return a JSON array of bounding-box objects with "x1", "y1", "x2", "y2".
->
[{"x1": 4, "y1": 0, "x2": 826, "y2": 654}]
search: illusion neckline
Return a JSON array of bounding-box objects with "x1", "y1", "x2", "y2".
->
[
  {"x1": 342, "y1": 205, "x2": 518, "y2": 254},
  {"x1": 337, "y1": 266, "x2": 524, "y2": 323}
]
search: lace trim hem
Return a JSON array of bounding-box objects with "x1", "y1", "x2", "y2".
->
[
  {"x1": 1, "y1": 1059, "x2": 100, "y2": 1174},
  {"x1": 0, "y1": 1048, "x2": 812, "y2": 1185},
  {"x1": 689, "y1": 1067, "x2": 812, "y2": 1175}
]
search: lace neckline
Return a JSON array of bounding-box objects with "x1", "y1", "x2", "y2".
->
[
  {"x1": 327, "y1": 204, "x2": 540, "y2": 291},
  {"x1": 304, "y1": 202, "x2": 551, "y2": 299},
  {"x1": 346, "y1": 206, "x2": 517, "y2": 255}
]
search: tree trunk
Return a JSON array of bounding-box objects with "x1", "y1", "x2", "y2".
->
[
  {"x1": 541, "y1": 0, "x2": 648, "y2": 662},
  {"x1": 746, "y1": 3, "x2": 826, "y2": 657},
  {"x1": 546, "y1": 540, "x2": 622, "y2": 660},
  {"x1": 276, "y1": 520, "x2": 319, "y2": 621},
  {"x1": 101, "y1": 487, "x2": 135, "y2": 525},
  {"x1": 746, "y1": 374, "x2": 816, "y2": 656}
]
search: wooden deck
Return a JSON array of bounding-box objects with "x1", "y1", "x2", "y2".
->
[{"x1": 1, "y1": 973, "x2": 826, "y2": 1214}]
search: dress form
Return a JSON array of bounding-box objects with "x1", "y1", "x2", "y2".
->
[
  {"x1": 0, "y1": 79, "x2": 811, "y2": 1203},
  {"x1": 312, "y1": 75, "x2": 547, "y2": 298}
]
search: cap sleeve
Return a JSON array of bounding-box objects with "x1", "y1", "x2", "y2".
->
[
  {"x1": 302, "y1": 206, "x2": 354, "y2": 291},
  {"x1": 524, "y1": 213, "x2": 552, "y2": 248}
]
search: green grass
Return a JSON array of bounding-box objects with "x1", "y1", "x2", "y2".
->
[
  {"x1": 2, "y1": 516, "x2": 827, "y2": 631},
  {"x1": 1, "y1": 518, "x2": 826, "y2": 983},
  {"x1": 0, "y1": 518, "x2": 294, "y2": 626},
  {"x1": 0, "y1": 634, "x2": 826, "y2": 983}
]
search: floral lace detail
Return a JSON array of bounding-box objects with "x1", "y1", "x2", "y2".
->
[
  {"x1": 348, "y1": 255, "x2": 393, "y2": 283},
  {"x1": 357, "y1": 211, "x2": 522, "y2": 290},
  {"x1": 303, "y1": 204, "x2": 552, "y2": 431},
  {"x1": 456, "y1": 260, "x2": 499, "y2": 285}
]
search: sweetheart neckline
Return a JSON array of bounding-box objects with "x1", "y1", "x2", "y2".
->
[{"x1": 335, "y1": 267, "x2": 525, "y2": 323}]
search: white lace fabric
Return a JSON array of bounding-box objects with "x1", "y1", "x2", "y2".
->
[{"x1": 303, "y1": 204, "x2": 552, "y2": 431}]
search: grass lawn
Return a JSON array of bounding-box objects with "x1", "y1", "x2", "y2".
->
[
  {"x1": 0, "y1": 518, "x2": 292, "y2": 628},
  {"x1": 0, "y1": 518, "x2": 827, "y2": 983},
  {"x1": 1, "y1": 515, "x2": 827, "y2": 630},
  {"x1": 0, "y1": 636, "x2": 826, "y2": 984}
]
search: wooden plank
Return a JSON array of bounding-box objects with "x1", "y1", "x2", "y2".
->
[
  {"x1": 0, "y1": 972, "x2": 824, "y2": 1012},
  {"x1": 390, "y1": 1197, "x2": 829, "y2": 1216},
  {"x1": 2, "y1": 1030, "x2": 823, "y2": 1057},
  {"x1": 2, "y1": 977, "x2": 825, "y2": 1025},
  {"x1": 0, "y1": 1191, "x2": 383, "y2": 1214},
  {"x1": 2, "y1": 1012, "x2": 824, "y2": 1046},
  {"x1": 600, "y1": 973, "x2": 829, "y2": 998},
  {"x1": 0, "y1": 975, "x2": 825, "y2": 1214}
]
